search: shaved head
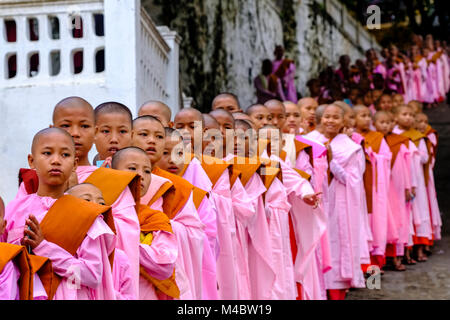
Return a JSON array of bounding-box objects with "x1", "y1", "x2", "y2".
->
[
  {"x1": 133, "y1": 115, "x2": 164, "y2": 130},
  {"x1": 111, "y1": 146, "x2": 149, "y2": 170},
  {"x1": 175, "y1": 108, "x2": 204, "y2": 126},
  {"x1": 353, "y1": 104, "x2": 369, "y2": 114},
  {"x1": 333, "y1": 100, "x2": 352, "y2": 114},
  {"x1": 373, "y1": 110, "x2": 393, "y2": 122},
  {"x1": 31, "y1": 127, "x2": 75, "y2": 155},
  {"x1": 233, "y1": 111, "x2": 252, "y2": 122},
  {"x1": 298, "y1": 97, "x2": 318, "y2": 109},
  {"x1": 212, "y1": 93, "x2": 241, "y2": 113},
  {"x1": 316, "y1": 104, "x2": 327, "y2": 124},
  {"x1": 323, "y1": 104, "x2": 346, "y2": 118},
  {"x1": 209, "y1": 109, "x2": 234, "y2": 121},
  {"x1": 53, "y1": 96, "x2": 94, "y2": 123},
  {"x1": 138, "y1": 100, "x2": 172, "y2": 126},
  {"x1": 95, "y1": 102, "x2": 132, "y2": 125},
  {"x1": 235, "y1": 119, "x2": 252, "y2": 130},
  {"x1": 264, "y1": 99, "x2": 286, "y2": 112},
  {"x1": 203, "y1": 114, "x2": 220, "y2": 130},
  {"x1": 66, "y1": 183, "x2": 100, "y2": 195},
  {"x1": 246, "y1": 104, "x2": 268, "y2": 116}
]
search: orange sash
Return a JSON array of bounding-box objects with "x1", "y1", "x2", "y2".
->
[
  {"x1": 152, "y1": 167, "x2": 194, "y2": 220},
  {"x1": 385, "y1": 133, "x2": 409, "y2": 168},
  {"x1": 136, "y1": 204, "x2": 179, "y2": 298},
  {"x1": 84, "y1": 168, "x2": 141, "y2": 206},
  {"x1": 148, "y1": 181, "x2": 173, "y2": 207},
  {"x1": 200, "y1": 155, "x2": 232, "y2": 187},
  {"x1": 137, "y1": 204, "x2": 173, "y2": 234},
  {"x1": 293, "y1": 139, "x2": 314, "y2": 167},
  {"x1": 27, "y1": 254, "x2": 58, "y2": 300},
  {"x1": 39, "y1": 195, "x2": 112, "y2": 297},
  {"x1": 400, "y1": 128, "x2": 426, "y2": 147},
  {"x1": 261, "y1": 165, "x2": 280, "y2": 190},
  {"x1": 193, "y1": 187, "x2": 208, "y2": 210},
  {"x1": 400, "y1": 128, "x2": 430, "y2": 186},
  {"x1": 227, "y1": 156, "x2": 262, "y2": 187},
  {"x1": 0, "y1": 243, "x2": 32, "y2": 300}
]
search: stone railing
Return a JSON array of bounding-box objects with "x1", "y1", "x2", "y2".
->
[{"x1": 138, "y1": 8, "x2": 170, "y2": 104}]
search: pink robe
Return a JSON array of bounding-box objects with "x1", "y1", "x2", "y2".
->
[
  {"x1": 245, "y1": 172, "x2": 276, "y2": 300},
  {"x1": 426, "y1": 53, "x2": 439, "y2": 102},
  {"x1": 0, "y1": 260, "x2": 20, "y2": 300},
  {"x1": 138, "y1": 231, "x2": 178, "y2": 300},
  {"x1": 149, "y1": 188, "x2": 205, "y2": 300},
  {"x1": 5, "y1": 193, "x2": 116, "y2": 300},
  {"x1": 208, "y1": 169, "x2": 240, "y2": 300},
  {"x1": 272, "y1": 59, "x2": 298, "y2": 103},
  {"x1": 365, "y1": 137, "x2": 393, "y2": 257},
  {"x1": 323, "y1": 134, "x2": 366, "y2": 290},
  {"x1": 412, "y1": 61, "x2": 425, "y2": 102},
  {"x1": 280, "y1": 137, "x2": 330, "y2": 300},
  {"x1": 276, "y1": 156, "x2": 328, "y2": 300},
  {"x1": 113, "y1": 249, "x2": 136, "y2": 300},
  {"x1": 77, "y1": 166, "x2": 141, "y2": 299},
  {"x1": 426, "y1": 132, "x2": 442, "y2": 240},
  {"x1": 265, "y1": 176, "x2": 296, "y2": 300},
  {"x1": 419, "y1": 57, "x2": 434, "y2": 103},
  {"x1": 387, "y1": 143, "x2": 412, "y2": 256},
  {"x1": 229, "y1": 176, "x2": 256, "y2": 300},
  {"x1": 350, "y1": 133, "x2": 374, "y2": 265},
  {"x1": 13, "y1": 166, "x2": 140, "y2": 299},
  {"x1": 303, "y1": 131, "x2": 333, "y2": 293},
  {"x1": 182, "y1": 157, "x2": 219, "y2": 300},
  {"x1": 143, "y1": 174, "x2": 193, "y2": 299},
  {"x1": 435, "y1": 55, "x2": 446, "y2": 100},
  {"x1": 393, "y1": 127, "x2": 433, "y2": 242}
]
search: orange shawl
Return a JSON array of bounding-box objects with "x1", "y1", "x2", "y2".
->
[
  {"x1": 360, "y1": 131, "x2": 384, "y2": 213},
  {"x1": 84, "y1": 168, "x2": 141, "y2": 207},
  {"x1": 0, "y1": 243, "x2": 32, "y2": 300},
  {"x1": 385, "y1": 133, "x2": 409, "y2": 168},
  {"x1": 39, "y1": 195, "x2": 112, "y2": 298},
  {"x1": 152, "y1": 167, "x2": 194, "y2": 220},
  {"x1": 136, "y1": 204, "x2": 179, "y2": 298}
]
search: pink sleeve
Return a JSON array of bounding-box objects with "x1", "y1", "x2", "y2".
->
[
  {"x1": 0, "y1": 261, "x2": 20, "y2": 300},
  {"x1": 32, "y1": 217, "x2": 107, "y2": 289},
  {"x1": 329, "y1": 159, "x2": 349, "y2": 184},
  {"x1": 14, "y1": 182, "x2": 29, "y2": 200},
  {"x1": 139, "y1": 230, "x2": 178, "y2": 281},
  {"x1": 113, "y1": 250, "x2": 136, "y2": 300},
  {"x1": 400, "y1": 145, "x2": 412, "y2": 190},
  {"x1": 279, "y1": 159, "x2": 315, "y2": 198},
  {"x1": 408, "y1": 141, "x2": 419, "y2": 188},
  {"x1": 418, "y1": 139, "x2": 429, "y2": 164},
  {"x1": 32, "y1": 273, "x2": 48, "y2": 300},
  {"x1": 197, "y1": 196, "x2": 218, "y2": 255},
  {"x1": 295, "y1": 150, "x2": 314, "y2": 176}
]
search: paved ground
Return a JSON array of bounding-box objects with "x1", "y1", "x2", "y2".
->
[{"x1": 347, "y1": 232, "x2": 450, "y2": 300}]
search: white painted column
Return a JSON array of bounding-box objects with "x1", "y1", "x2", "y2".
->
[
  {"x1": 158, "y1": 26, "x2": 181, "y2": 114},
  {"x1": 104, "y1": 0, "x2": 139, "y2": 115}
]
